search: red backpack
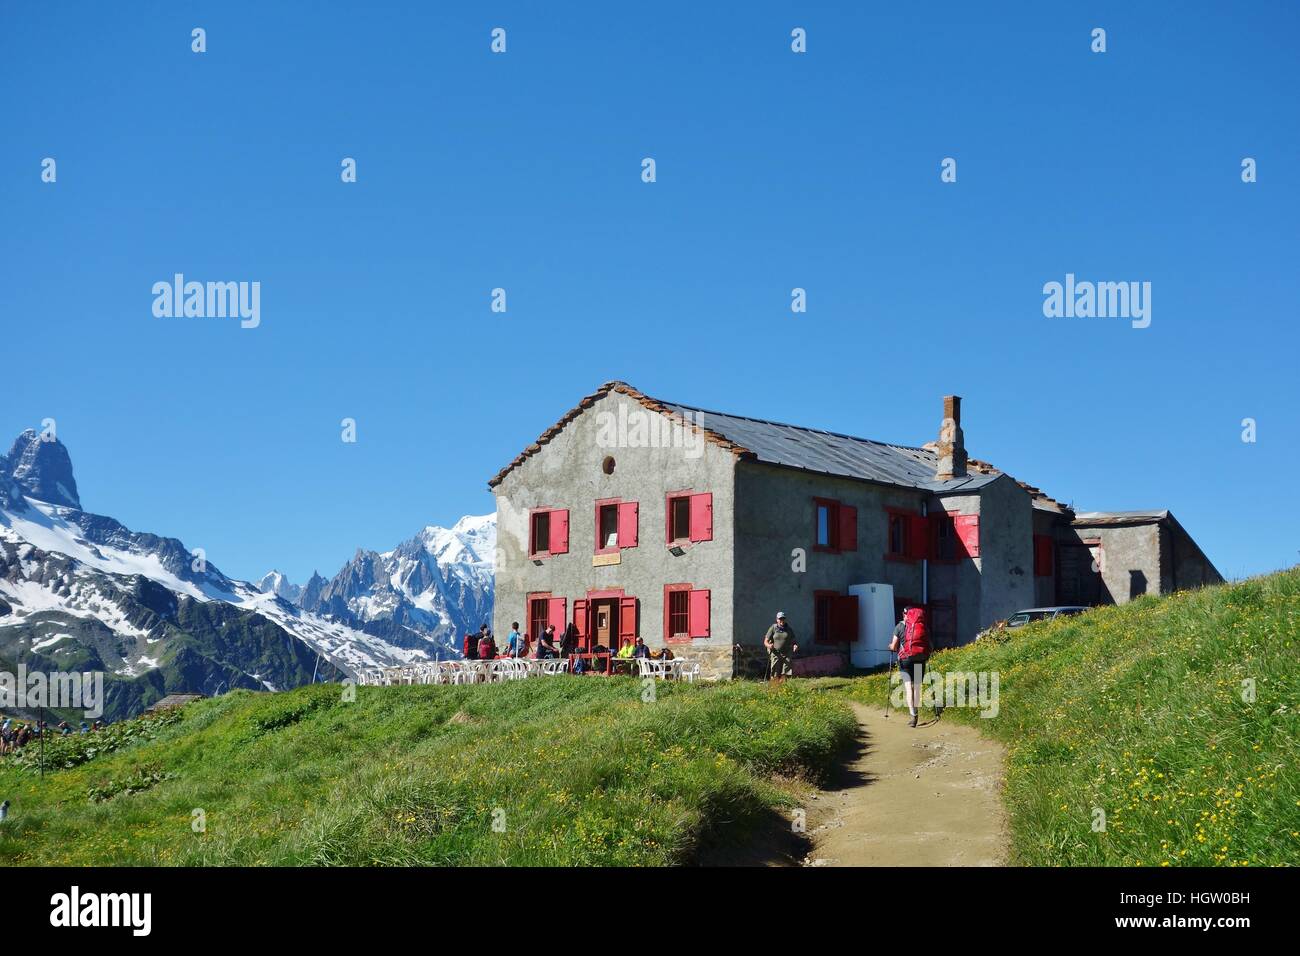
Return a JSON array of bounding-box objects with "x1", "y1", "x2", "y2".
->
[{"x1": 900, "y1": 607, "x2": 930, "y2": 660}]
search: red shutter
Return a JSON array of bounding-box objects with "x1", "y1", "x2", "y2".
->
[
  {"x1": 547, "y1": 597, "x2": 567, "y2": 633},
  {"x1": 665, "y1": 495, "x2": 675, "y2": 544},
  {"x1": 832, "y1": 594, "x2": 859, "y2": 642},
  {"x1": 549, "y1": 509, "x2": 569, "y2": 554},
  {"x1": 1034, "y1": 535, "x2": 1053, "y2": 576},
  {"x1": 907, "y1": 515, "x2": 931, "y2": 560},
  {"x1": 618, "y1": 500, "x2": 638, "y2": 549},
  {"x1": 954, "y1": 515, "x2": 980, "y2": 558},
  {"x1": 618, "y1": 596, "x2": 638, "y2": 643},
  {"x1": 689, "y1": 589, "x2": 710, "y2": 638},
  {"x1": 572, "y1": 598, "x2": 588, "y2": 648},
  {"x1": 689, "y1": 493, "x2": 713, "y2": 542},
  {"x1": 838, "y1": 504, "x2": 858, "y2": 552}
]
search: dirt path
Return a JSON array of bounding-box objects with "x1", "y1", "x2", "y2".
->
[{"x1": 805, "y1": 703, "x2": 1007, "y2": 866}]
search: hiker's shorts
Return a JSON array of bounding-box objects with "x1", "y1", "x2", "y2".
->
[
  {"x1": 769, "y1": 652, "x2": 794, "y2": 677},
  {"x1": 898, "y1": 657, "x2": 927, "y2": 684}
]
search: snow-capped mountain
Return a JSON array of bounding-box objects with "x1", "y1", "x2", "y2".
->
[
  {"x1": 265, "y1": 514, "x2": 495, "y2": 659},
  {"x1": 256, "y1": 570, "x2": 303, "y2": 604},
  {"x1": 0, "y1": 429, "x2": 490, "y2": 719}
]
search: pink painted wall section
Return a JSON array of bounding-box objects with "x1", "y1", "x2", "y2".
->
[{"x1": 793, "y1": 653, "x2": 846, "y2": 677}]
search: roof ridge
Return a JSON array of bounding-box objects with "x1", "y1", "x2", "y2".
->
[{"x1": 655, "y1": 397, "x2": 934, "y2": 454}]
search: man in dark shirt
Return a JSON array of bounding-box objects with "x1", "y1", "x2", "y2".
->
[{"x1": 762, "y1": 611, "x2": 798, "y2": 683}]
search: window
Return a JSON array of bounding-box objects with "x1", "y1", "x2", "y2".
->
[
  {"x1": 888, "y1": 512, "x2": 907, "y2": 557},
  {"x1": 813, "y1": 497, "x2": 857, "y2": 553},
  {"x1": 668, "y1": 590, "x2": 689, "y2": 639},
  {"x1": 595, "y1": 499, "x2": 639, "y2": 553},
  {"x1": 665, "y1": 492, "x2": 713, "y2": 544},
  {"x1": 669, "y1": 496, "x2": 690, "y2": 541},
  {"x1": 598, "y1": 503, "x2": 619, "y2": 550},
  {"x1": 815, "y1": 592, "x2": 833, "y2": 640},
  {"x1": 934, "y1": 513, "x2": 956, "y2": 561},
  {"x1": 528, "y1": 596, "x2": 550, "y2": 642},
  {"x1": 532, "y1": 511, "x2": 550, "y2": 553},
  {"x1": 886, "y1": 508, "x2": 933, "y2": 561},
  {"x1": 816, "y1": 501, "x2": 837, "y2": 549},
  {"x1": 528, "y1": 508, "x2": 568, "y2": 557},
  {"x1": 814, "y1": 590, "x2": 859, "y2": 643},
  {"x1": 664, "y1": 583, "x2": 710, "y2": 642}
]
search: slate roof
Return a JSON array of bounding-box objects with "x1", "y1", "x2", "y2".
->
[{"x1": 488, "y1": 381, "x2": 1066, "y2": 509}]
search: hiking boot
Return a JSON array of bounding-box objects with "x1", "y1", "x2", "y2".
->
[{"x1": 908, "y1": 715, "x2": 918, "y2": 728}]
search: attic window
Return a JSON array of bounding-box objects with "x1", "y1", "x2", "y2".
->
[{"x1": 602, "y1": 456, "x2": 616, "y2": 475}]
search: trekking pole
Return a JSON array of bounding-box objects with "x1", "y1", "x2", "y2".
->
[{"x1": 882, "y1": 652, "x2": 896, "y2": 718}]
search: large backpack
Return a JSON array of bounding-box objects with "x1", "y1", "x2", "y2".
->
[{"x1": 900, "y1": 606, "x2": 930, "y2": 661}]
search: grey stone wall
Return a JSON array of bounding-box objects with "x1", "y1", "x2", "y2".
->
[
  {"x1": 492, "y1": 391, "x2": 736, "y2": 670},
  {"x1": 733, "y1": 462, "x2": 927, "y2": 654},
  {"x1": 974, "y1": 476, "x2": 1036, "y2": 629}
]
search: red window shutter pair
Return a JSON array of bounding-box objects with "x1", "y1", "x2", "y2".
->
[
  {"x1": 814, "y1": 499, "x2": 858, "y2": 552},
  {"x1": 529, "y1": 509, "x2": 569, "y2": 556},
  {"x1": 663, "y1": 584, "x2": 710, "y2": 640},
  {"x1": 596, "y1": 500, "x2": 639, "y2": 550},
  {"x1": 1033, "y1": 535, "x2": 1054, "y2": 576},
  {"x1": 954, "y1": 514, "x2": 981, "y2": 558},
  {"x1": 668, "y1": 492, "x2": 713, "y2": 542}
]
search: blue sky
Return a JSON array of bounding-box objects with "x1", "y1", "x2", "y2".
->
[{"x1": 3, "y1": 1, "x2": 1297, "y2": 584}]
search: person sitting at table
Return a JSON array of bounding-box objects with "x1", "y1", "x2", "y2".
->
[
  {"x1": 632, "y1": 637, "x2": 651, "y2": 660},
  {"x1": 617, "y1": 639, "x2": 635, "y2": 659},
  {"x1": 537, "y1": 625, "x2": 558, "y2": 659},
  {"x1": 477, "y1": 628, "x2": 498, "y2": 660}
]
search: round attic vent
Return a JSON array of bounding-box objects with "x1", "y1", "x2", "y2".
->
[{"x1": 602, "y1": 456, "x2": 616, "y2": 475}]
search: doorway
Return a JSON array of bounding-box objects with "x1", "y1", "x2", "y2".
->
[{"x1": 592, "y1": 598, "x2": 617, "y2": 649}]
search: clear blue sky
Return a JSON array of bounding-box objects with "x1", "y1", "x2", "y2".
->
[{"x1": 3, "y1": 1, "x2": 1297, "y2": 584}]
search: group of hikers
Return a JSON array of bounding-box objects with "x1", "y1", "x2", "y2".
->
[
  {"x1": 762, "y1": 605, "x2": 935, "y2": 727},
  {"x1": 459, "y1": 622, "x2": 676, "y2": 673},
  {"x1": 0, "y1": 717, "x2": 104, "y2": 754}
]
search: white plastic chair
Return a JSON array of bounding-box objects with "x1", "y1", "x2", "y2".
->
[
  {"x1": 637, "y1": 658, "x2": 668, "y2": 679},
  {"x1": 674, "y1": 659, "x2": 700, "y2": 683}
]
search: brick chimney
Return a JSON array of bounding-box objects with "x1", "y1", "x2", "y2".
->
[{"x1": 935, "y1": 395, "x2": 967, "y2": 480}]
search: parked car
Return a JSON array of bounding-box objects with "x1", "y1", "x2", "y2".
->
[
  {"x1": 1004, "y1": 606, "x2": 1089, "y2": 628},
  {"x1": 978, "y1": 606, "x2": 1089, "y2": 640}
]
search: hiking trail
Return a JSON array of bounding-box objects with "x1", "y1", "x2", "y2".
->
[{"x1": 803, "y1": 702, "x2": 1007, "y2": 866}]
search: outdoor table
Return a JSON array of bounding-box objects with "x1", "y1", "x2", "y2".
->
[
  {"x1": 568, "y1": 652, "x2": 611, "y2": 674},
  {"x1": 608, "y1": 656, "x2": 640, "y2": 676}
]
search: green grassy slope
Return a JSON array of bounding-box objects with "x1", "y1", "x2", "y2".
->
[
  {"x1": 844, "y1": 569, "x2": 1300, "y2": 866},
  {"x1": 0, "y1": 677, "x2": 854, "y2": 866}
]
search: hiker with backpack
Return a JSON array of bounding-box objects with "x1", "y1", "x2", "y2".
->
[
  {"x1": 477, "y1": 626, "x2": 498, "y2": 661},
  {"x1": 890, "y1": 605, "x2": 941, "y2": 728}
]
